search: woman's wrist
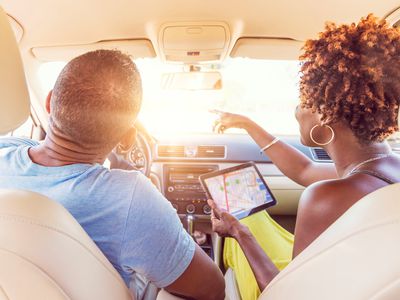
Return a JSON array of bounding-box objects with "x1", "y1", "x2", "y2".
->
[
  {"x1": 230, "y1": 222, "x2": 251, "y2": 241},
  {"x1": 240, "y1": 117, "x2": 256, "y2": 131}
]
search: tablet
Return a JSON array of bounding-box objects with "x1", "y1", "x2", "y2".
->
[{"x1": 199, "y1": 162, "x2": 277, "y2": 219}]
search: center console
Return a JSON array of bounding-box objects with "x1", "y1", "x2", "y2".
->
[
  {"x1": 163, "y1": 164, "x2": 218, "y2": 216},
  {"x1": 163, "y1": 164, "x2": 219, "y2": 259}
]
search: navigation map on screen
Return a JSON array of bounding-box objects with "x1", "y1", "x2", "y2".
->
[{"x1": 204, "y1": 166, "x2": 274, "y2": 215}]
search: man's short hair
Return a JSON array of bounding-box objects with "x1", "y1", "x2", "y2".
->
[{"x1": 50, "y1": 49, "x2": 142, "y2": 150}]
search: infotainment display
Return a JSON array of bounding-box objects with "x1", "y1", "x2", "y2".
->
[{"x1": 199, "y1": 162, "x2": 277, "y2": 219}]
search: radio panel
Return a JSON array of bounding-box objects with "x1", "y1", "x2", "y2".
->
[{"x1": 164, "y1": 164, "x2": 218, "y2": 215}]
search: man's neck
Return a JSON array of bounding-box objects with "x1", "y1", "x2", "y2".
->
[{"x1": 28, "y1": 129, "x2": 108, "y2": 167}]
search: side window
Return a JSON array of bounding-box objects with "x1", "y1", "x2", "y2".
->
[
  {"x1": 388, "y1": 132, "x2": 400, "y2": 155},
  {"x1": 1, "y1": 113, "x2": 45, "y2": 140},
  {"x1": 10, "y1": 117, "x2": 34, "y2": 138}
]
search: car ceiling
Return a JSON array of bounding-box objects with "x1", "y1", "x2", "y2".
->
[
  {"x1": 2, "y1": 0, "x2": 400, "y2": 51},
  {"x1": 2, "y1": 0, "x2": 400, "y2": 125}
]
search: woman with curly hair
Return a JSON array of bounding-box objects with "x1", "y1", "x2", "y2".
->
[{"x1": 210, "y1": 14, "x2": 400, "y2": 300}]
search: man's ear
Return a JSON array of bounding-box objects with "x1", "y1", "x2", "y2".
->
[
  {"x1": 119, "y1": 127, "x2": 137, "y2": 151},
  {"x1": 45, "y1": 90, "x2": 53, "y2": 114}
]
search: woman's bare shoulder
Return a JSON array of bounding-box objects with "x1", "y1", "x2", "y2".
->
[
  {"x1": 300, "y1": 177, "x2": 360, "y2": 205},
  {"x1": 293, "y1": 178, "x2": 365, "y2": 255},
  {"x1": 301, "y1": 171, "x2": 388, "y2": 205},
  {"x1": 294, "y1": 164, "x2": 397, "y2": 255},
  {"x1": 296, "y1": 175, "x2": 384, "y2": 236}
]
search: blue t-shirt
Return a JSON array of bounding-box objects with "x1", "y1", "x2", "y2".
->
[{"x1": 0, "y1": 137, "x2": 195, "y2": 288}]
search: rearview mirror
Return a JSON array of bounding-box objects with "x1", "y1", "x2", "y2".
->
[{"x1": 161, "y1": 71, "x2": 223, "y2": 90}]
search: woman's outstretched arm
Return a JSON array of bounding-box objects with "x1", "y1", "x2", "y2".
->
[{"x1": 212, "y1": 111, "x2": 337, "y2": 187}]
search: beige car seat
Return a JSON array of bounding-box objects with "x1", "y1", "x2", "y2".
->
[
  {"x1": 0, "y1": 5, "x2": 132, "y2": 300},
  {"x1": 259, "y1": 182, "x2": 400, "y2": 300}
]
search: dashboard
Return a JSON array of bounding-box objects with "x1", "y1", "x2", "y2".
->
[
  {"x1": 149, "y1": 133, "x2": 332, "y2": 218},
  {"x1": 135, "y1": 132, "x2": 400, "y2": 219}
]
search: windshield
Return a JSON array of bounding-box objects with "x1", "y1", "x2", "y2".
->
[{"x1": 38, "y1": 58, "x2": 301, "y2": 136}]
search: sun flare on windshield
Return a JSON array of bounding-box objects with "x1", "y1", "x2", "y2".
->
[{"x1": 38, "y1": 58, "x2": 301, "y2": 137}]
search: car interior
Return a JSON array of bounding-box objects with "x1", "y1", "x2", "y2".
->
[{"x1": 0, "y1": 1, "x2": 400, "y2": 299}]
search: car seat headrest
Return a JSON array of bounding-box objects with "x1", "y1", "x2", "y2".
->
[{"x1": 0, "y1": 6, "x2": 30, "y2": 134}]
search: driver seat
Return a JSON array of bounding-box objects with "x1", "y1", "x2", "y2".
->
[{"x1": 0, "y1": 6, "x2": 132, "y2": 300}]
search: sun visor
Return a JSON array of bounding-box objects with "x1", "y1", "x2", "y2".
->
[
  {"x1": 385, "y1": 7, "x2": 400, "y2": 26},
  {"x1": 230, "y1": 38, "x2": 303, "y2": 60},
  {"x1": 7, "y1": 15, "x2": 23, "y2": 43},
  {"x1": 31, "y1": 39, "x2": 156, "y2": 62},
  {"x1": 158, "y1": 22, "x2": 231, "y2": 63}
]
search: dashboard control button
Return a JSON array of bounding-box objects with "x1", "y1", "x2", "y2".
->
[
  {"x1": 186, "y1": 204, "x2": 196, "y2": 214},
  {"x1": 167, "y1": 186, "x2": 174, "y2": 192},
  {"x1": 203, "y1": 204, "x2": 212, "y2": 215}
]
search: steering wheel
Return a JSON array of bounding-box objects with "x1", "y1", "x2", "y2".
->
[{"x1": 113, "y1": 121, "x2": 153, "y2": 177}]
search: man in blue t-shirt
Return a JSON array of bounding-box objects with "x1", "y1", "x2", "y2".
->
[{"x1": 0, "y1": 50, "x2": 224, "y2": 300}]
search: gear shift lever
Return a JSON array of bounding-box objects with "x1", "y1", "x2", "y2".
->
[{"x1": 186, "y1": 214, "x2": 195, "y2": 238}]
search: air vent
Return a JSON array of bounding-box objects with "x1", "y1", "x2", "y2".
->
[
  {"x1": 197, "y1": 145, "x2": 225, "y2": 158},
  {"x1": 157, "y1": 145, "x2": 185, "y2": 157},
  {"x1": 311, "y1": 148, "x2": 331, "y2": 161}
]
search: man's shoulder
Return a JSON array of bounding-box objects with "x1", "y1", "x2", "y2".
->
[
  {"x1": 0, "y1": 137, "x2": 39, "y2": 149},
  {"x1": 105, "y1": 168, "x2": 147, "y2": 186},
  {"x1": 124, "y1": 171, "x2": 164, "y2": 203},
  {"x1": 90, "y1": 168, "x2": 156, "y2": 203}
]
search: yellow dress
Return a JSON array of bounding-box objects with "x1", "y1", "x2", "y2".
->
[{"x1": 223, "y1": 211, "x2": 294, "y2": 300}]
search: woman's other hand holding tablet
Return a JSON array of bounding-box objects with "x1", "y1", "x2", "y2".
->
[
  {"x1": 208, "y1": 199, "x2": 249, "y2": 239},
  {"x1": 208, "y1": 198, "x2": 279, "y2": 290}
]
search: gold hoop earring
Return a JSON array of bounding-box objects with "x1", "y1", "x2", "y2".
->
[{"x1": 309, "y1": 124, "x2": 335, "y2": 146}]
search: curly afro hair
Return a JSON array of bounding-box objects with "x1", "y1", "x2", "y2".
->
[{"x1": 300, "y1": 14, "x2": 400, "y2": 143}]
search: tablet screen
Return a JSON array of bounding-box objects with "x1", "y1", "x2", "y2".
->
[{"x1": 201, "y1": 163, "x2": 276, "y2": 219}]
